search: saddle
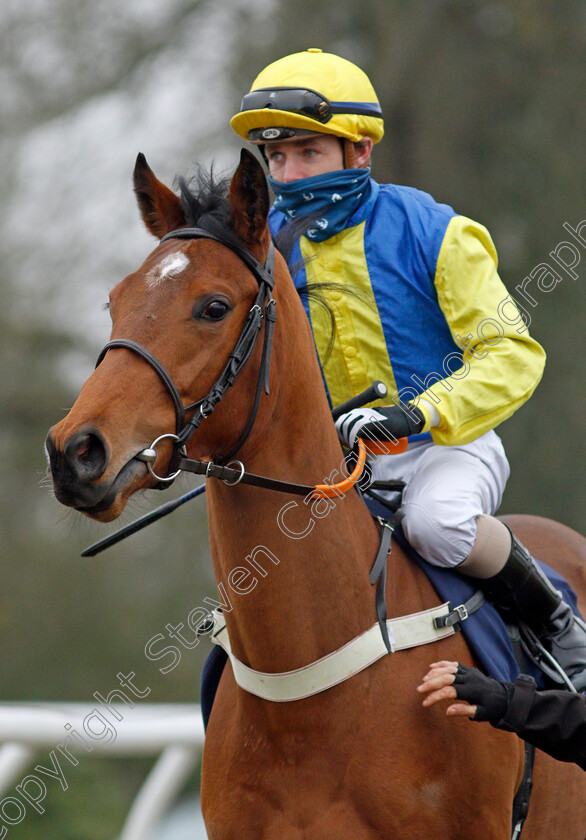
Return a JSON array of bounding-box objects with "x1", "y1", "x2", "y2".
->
[{"x1": 363, "y1": 485, "x2": 582, "y2": 688}]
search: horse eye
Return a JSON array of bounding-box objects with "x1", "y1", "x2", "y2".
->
[{"x1": 200, "y1": 300, "x2": 229, "y2": 321}]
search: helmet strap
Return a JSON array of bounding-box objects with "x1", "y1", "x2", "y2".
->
[{"x1": 343, "y1": 138, "x2": 356, "y2": 169}]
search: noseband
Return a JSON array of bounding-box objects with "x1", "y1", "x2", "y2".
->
[{"x1": 96, "y1": 223, "x2": 276, "y2": 485}]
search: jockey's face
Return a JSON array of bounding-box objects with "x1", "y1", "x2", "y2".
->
[{"x1": 265, "y1": 135, "x2": 344, "y2": 183}]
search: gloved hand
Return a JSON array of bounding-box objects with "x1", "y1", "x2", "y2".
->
[
  {"x1": 453, "y1": 664, "x2": 512, "y2": 722},
  {"x1": 418, "y1": 661, "x2": 513, "y2": 723},
  {"x1": 334, "y1": 404, "x2": 425, "y2": 450}
]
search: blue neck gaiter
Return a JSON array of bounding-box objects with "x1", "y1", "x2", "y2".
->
[{"x1": 269, "y1": 168, "x2": 372, "y2": 242}]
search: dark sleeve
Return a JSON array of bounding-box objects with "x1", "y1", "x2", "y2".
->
[{"x1": 494, "y1": 675, "x2": 586, "y2": 770}]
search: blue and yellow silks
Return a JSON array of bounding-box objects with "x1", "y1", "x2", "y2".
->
[{"x1": 269, "y1": 178, "x2": 546, "y2": 446}]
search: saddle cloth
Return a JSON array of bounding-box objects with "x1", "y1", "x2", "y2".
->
[{"x1": 393, "y1": 524, "x2": 581, "y2": 685}]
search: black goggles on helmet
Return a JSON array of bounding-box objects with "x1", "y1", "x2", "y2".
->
[{"x1": 239, "y1": 87, "x2": 382, "y2": 124}]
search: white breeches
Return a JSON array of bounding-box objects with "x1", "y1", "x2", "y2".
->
[{"x1": 370, "y1": 430, "x2": 510, "y2": 568}]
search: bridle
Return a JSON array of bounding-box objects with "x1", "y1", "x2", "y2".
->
[
  {"x1": 85, "y1": 222, "x2": 390, "y2": 559},
  {"x1": 96, "y1": 222, "x2": 277, "y2": 485}
]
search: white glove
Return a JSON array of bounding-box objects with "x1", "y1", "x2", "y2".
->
[{"x1": 334, "y1": 407, "x2": 387, "y2": 449}]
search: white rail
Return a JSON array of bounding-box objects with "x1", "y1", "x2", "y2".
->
[{"x1": 0, "y1": 702, "x2": 205, "y2": 840}]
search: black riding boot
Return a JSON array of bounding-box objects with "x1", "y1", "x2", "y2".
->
[{"x1": 482, "y1": 530, "x2": 586, "y2": 691}]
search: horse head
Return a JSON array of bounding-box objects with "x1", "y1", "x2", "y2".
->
[{"x1": 46, "y1": 149, "x2": 284, "y2": 521}]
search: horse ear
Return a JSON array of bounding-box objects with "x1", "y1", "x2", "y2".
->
[
  {"x1": 133, "y1": 153, "x2": 186, "y2": 238},
  {"x1": 229, "y1": 149, "x2": 270, "y2": 248}
]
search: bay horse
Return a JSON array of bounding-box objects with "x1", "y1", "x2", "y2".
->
[{"x1": 46, "y1": 149, "x2": 586, "y2": 839}]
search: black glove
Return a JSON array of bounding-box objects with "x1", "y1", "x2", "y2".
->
[
  {"x1": 360, "y1": 403, "x2": 425, "y2": 441},
  {"x1": 453, "y1": 664, "x2": 513, "y2": 722}
]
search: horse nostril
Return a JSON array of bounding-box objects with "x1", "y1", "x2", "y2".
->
[{"x1": 65, "y1": 430, "x2": 108, "y2": 481}]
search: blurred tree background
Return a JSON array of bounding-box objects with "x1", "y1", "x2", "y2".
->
[{"x1": 0, "y1": 0, "x2": 584, "y2": 837}]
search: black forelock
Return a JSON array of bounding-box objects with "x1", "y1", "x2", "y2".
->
[{"x1": 175, "y1": 165, "x2": 233, "y2": 232}]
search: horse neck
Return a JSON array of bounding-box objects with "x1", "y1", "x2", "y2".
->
[{"x1": 205, "y1": 265, "x2": 379, "y2": 673}]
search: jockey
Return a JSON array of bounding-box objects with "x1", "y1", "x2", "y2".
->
[{"x1": 230, "y1": 48, "x2": 586, "y2": 691}]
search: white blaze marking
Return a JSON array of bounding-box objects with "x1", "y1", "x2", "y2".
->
[{"x1": 146, "y1": 252, "x2": 189, "y2": 288}]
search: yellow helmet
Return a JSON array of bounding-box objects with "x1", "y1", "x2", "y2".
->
[{"x1": 231, "y1": 48, "x2": 384, "y2": 145}]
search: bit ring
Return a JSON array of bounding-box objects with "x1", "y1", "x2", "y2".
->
[{"x1": 137, "y1": 433, "x2": 186, "y2": 483}]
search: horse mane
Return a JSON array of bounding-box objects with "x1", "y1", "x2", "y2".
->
[{"x1": 176, "y1": 165, "x2": 375, "y2": 365}]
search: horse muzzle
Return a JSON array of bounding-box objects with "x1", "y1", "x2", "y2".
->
[{"x1": 45, "y1": 425, "x2": 147, "y2": 519}]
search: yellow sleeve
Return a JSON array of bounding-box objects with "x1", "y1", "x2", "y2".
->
[{"x1": 417, "y1": 215, "x2": 546, "y2": 446}]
